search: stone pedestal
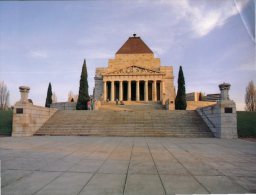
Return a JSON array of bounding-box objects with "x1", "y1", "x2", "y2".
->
[{"x1": 217, "y1": 100, "x2": 237, "y2": 138}]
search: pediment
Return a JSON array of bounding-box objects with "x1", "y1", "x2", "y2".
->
[{"x1": 104, "y1": 66, "x2": 163, "y2": 75}]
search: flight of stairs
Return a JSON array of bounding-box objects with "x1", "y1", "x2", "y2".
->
[{"x1": 35, "y1": 110, "x2": 213, "y2": 137}]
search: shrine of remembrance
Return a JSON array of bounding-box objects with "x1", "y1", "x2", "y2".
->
[{"x1": 94, "y1": 34, "x2": 176, "y2": 107}]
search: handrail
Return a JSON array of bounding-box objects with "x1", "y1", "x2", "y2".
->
[{"x1": 199, "y1": 108, "x2": 216, "y2": 128}]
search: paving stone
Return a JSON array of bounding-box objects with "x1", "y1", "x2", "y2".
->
[
  {"x1": 2, "y1": 171, "x2": 61, "y2": 195},
  {"x1": 36, "y1": 172, "x2": 92, "y2": 195},
  {"x1": 161, "y1": 175, "x2": 209, "y2": 194},
  {"x1": 68, "y1": 159, "x2": 103, "y2": 173},
  {"x1": 1, "y1": 169, "x2": 33, "y2": 188},
  {"x1": 182, "y1": 161, "x2": 223, "y2": 176},
  {"x1": 196, "y1": 175, "x2": 249, "y2": 193},
  {"x1": 80, "y1": 173, "x2": 126, "y2": 195},
  {"x1": 156, "y1": 162, "x2": 189, "y2": 175},
  {"x1": 99, "y1": 160, "x2": 129, "y2": 174},
  {"x1": 129, "y1": 161, "x2": 157, "y2": 175},
  {"x1": 124, "y1": 174, "x2": 165, "y2": 195},
  {"x1": 232, "y1": 176, "x2": 256, "y2": 193}
]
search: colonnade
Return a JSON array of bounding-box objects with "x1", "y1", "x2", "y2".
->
[{"x1": 103, "y1": 80, "x2": 164, "y2": 102}]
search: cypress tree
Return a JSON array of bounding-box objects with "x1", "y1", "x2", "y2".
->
[
  {"x1": 76, "y1": 59, "x2": 89, "y2": 110},
  {"x1": 175, "y1": 66, "x2": 187, "y2": 110},
  {"x1": 45, "y1": 82, "x2": 53, "y2": 108}
]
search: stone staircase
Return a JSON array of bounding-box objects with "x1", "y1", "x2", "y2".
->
[{"x1": 35, "y1": 110, "x2": 213, "y2": 137}]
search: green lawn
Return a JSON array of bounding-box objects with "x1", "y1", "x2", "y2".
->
[
  {"x1": 237, "y1": 111, "x2": 256, "y2": 138},
  {"x1": 0, "y1": 110, "x2": 13, "y2": 136}
]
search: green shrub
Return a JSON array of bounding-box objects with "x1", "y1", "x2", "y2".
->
[
  {"x1": 0, "y1": 110, "x2": 13, "y2": 136},
  {"x1": 237, "y1": 111, "x2": 256, "y2": 137}
]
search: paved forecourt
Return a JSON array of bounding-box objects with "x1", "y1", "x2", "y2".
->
[{"x1": 1, "y1": 136, "x2": 256, "y2": 195}]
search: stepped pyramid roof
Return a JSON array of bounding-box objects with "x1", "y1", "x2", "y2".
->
[{"x1": 116, "y1": 34, "x2": 153, "y2": 54}]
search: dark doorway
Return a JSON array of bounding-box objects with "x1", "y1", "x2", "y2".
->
[
  {"x1": 148, "y1": 81, "x2": 153, "y2": 101},
  {"x1": 107, "y1": 82, "x2": 111, "y2": 101},
  {"x1": 123, "y1": 81, "x2": 128, "y2": 101},
  {"x1": 131, "y1": 81, "x2": 136, "y2": 101},
  {"x1": 114, "y1": 81, "x2": 119, "y2": 100},
  {"x1": 139, "y1": 81, "x2": 145, "y2": 101},
  {"x1": 157, "y1": 81, "x2": 161, "y2": 101}
]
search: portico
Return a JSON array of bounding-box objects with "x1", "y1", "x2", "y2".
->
[{"x1": 103, "y1": 79, "x2": 164, "y2": 102}]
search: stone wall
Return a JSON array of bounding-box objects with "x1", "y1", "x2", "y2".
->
[
  {"x1": 187, "y1": 101, "x2": 216, "y2": 110},
  {"x1": 94, "y1": 77, "x2": 103, "y2": 100},
  {"x1": 109, "y1": 54, "x2": 160, "y2": 70},
  {"x1": 197, "y1": 101, "x2": 237, "y2": 139},
  {"x1": 160, "y1": 66, "x2": 175, "y2": 104},
  {"x1": 50, "y1": 102, "x2": 76, "y2": 110},
  {"x1": 12, "y1": 103, "x2": 57, "y2": 136}
]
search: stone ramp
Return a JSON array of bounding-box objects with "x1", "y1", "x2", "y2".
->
[{"x1": 35, "y1": 110, "x2": 213, "y2": 137}]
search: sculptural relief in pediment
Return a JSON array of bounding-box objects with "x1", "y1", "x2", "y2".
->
[{"x1": 105, "y1": 66, "x2": 162, "y2": 75}]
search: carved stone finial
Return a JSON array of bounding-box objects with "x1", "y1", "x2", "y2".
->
[
  {"x1": 19, "y1": 86, "x2": 30, "y2": 103},
  {"x1": 219, "y1": 82, "x2": 231, "y2": 101}
]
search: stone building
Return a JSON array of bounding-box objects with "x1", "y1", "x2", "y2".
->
[{"x1": 94, "y1": 34, "x2": 175, "y2": 106}]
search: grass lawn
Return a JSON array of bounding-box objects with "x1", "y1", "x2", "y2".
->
[
  {"x1": 0, "y1": 110, "x2": 13, "y2": 136},
  {"x1": 237, "y1": 111, "x2": 256, "y2": 138}
]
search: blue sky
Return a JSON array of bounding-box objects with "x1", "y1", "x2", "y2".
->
[{"x1": 0, "y1": 0, "x2": 255, "y2": 110}]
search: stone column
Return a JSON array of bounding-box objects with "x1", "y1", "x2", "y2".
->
[
  {"x1": 128, "y1": 81, "x2": 131, "y2": 101},
  {"x1": 161, "y1": 81, "x2": 165, "y2": 105},
  {"x1": 144, "y1": 80, "x2": 148, "y2": 102},
  {"x1": 19, "y1": 86, "x2": 30, "y2": 103},
  {"x1": 153, "y1": 80, "x2": 157, "y2": 101},
  {"x1": 160, "y1": 81, "x2": 165, "y2": 100},
  {"x1": 119, "y1": 81, "x2": 123, "y2": 101},
  {"x1": 103, "y1": 81, "x2": 107, "y2": 101},
  {"x1": 111, "y1": 81, "x2": 115, "y2": 101},
  {"x1": 136, "y1": 80, "x2": 140, "y2": 101}
]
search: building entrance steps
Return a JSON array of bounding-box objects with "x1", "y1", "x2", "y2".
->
[{"x1": 35, "y1": 110, "x2": 213, "y2": 137}]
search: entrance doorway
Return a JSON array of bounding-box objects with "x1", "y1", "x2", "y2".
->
[
  {"x1": 148, "y1": 81, "x2": 153, "y2": 101},
  {"x1": 123, "y1": 81, "x2": 128, "y2": 101},
  {"x1": 139, "y1": 81, "x2": 145, "y2": 101},
  {"x1": 131, "y1": 81, "x2": 136, "y2": 101}
]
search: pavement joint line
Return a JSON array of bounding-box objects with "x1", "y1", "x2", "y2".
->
[
  {"x1": 31, "y1": 137, "x2": 108, "y2": 195},
  {"x1": 146, "y1": 138, "x2": 167, "y2": 195},
  {"x1": 161, "y1": 143, "x2": 211, "y2": 194},
  {"x1": 77, "y1": 137, "x2": 123, "y2": 195},
  {"x1": 122, "y1": 137, "x2": 134, "y2": 195}
]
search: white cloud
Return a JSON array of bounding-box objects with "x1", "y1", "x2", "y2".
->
[
  {"x1": 159, "y1": 0, "x2": 249, "y2": 37},
  {"x1": 29, "y1": 50, "x2": 49, "y2": 58}
]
